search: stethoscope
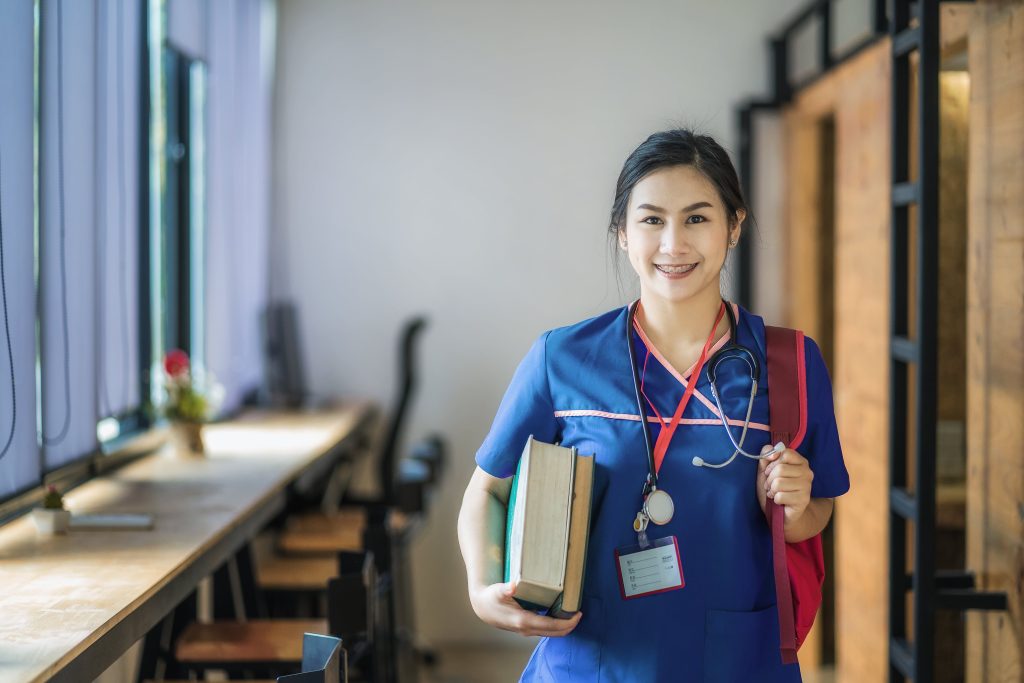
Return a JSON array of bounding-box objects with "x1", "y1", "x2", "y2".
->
[{"x1": 627, "y1": 299, "x2": 785, "y2": 529}]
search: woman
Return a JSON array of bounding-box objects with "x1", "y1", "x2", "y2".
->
[{"x1": 457, "y1": 129, "x2": 850, "y2": 681}]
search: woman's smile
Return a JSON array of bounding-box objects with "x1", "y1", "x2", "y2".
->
[{"x1": 654, "y1": 262, "x2": 699, "y2": 278}]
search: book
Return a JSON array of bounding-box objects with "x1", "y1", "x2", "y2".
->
[
  {"x1": 504, "y1": 436, "x2": 595, "y2": 618},
  {"x1": 549, "y1": 452, "x2": 594, "y2": 618},
  {"x1": 69, "y1": 513, "x2": 155, "y2": 530}
]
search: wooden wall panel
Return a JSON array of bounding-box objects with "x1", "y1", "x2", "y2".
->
[
  {"x1": 782, "y1": 40, "x2": 892, "y2": 683},
  {"x1": 966, "y1": 3, "x2": 1024, "y2": 681}
]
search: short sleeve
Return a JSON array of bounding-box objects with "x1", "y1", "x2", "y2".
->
[
  {"x1": 475, "y1": 332, "x2": 560, "y2": 478},
  {"x1": 800, "y1": 336, "x2": 851, "y2": 498}
]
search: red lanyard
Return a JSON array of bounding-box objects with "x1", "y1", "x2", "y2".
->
[{"x1": 640, "y1": 302, "x2": 726, "y2": 474}]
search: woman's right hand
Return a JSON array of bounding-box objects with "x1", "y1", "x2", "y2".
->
[{"x1": 469, "y1": 581, "x2": 582, "y2": 638}]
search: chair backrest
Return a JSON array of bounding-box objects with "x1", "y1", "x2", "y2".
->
[
  {"x1": 378, "y1": 316, "x2": 428, "y2": 503},
  {"x1": 276, "y1": 632, "x2": 343, "y2": 683},
  {"x1": 327, "y1": 569, "x2": 371, "y2": 642},
  {"x1": 261, "y1": 301, "x2": 308, "y2": 407}
]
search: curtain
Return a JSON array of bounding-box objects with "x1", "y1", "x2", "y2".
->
[
  {"x1": 205, "y1": 0, "x2": 274, "y2": 413},
  {"x1": 0, "y1": 0, "x2": 41, "y2": 499},
  {"x1": 39, "y1": 0, "x2": 100, "y2": 471},
  {"x1": 96, "y1": 0, "x2": 142, "y2": 420}
]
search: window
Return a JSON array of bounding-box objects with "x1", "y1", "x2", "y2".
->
[{"x1": 146, "y1": 0, "x2": 207, "y2": 414}]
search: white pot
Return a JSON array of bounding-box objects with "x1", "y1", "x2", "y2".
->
[{"x1": 32, "y1": 508, "x2": 71, "y2": 536}]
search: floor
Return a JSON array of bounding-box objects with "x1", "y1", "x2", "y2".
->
[{"x1": 418, "y1": 642, "x2": 838, "y2": 683}]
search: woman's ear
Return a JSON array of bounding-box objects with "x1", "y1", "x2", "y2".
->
[
  {"x1": 729, "y1": 209, "x2": 747, "y2": 247},
  {"x1": 617, "y1": 228, "x2": 628, "y2": 250}
]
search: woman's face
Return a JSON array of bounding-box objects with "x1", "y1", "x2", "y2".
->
[{"x1": 618, "y1": 164, "x2": 744, "y2": 306}]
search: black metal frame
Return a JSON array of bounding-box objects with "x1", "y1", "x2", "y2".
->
[
  {"x1": 886, "y1": 2, "x2": 1007, "y2": 681},
  {"x1": 734, "y1": 0, "x2": 888, "y2": 307},
  {"x1": 735, "y1": 1, "x2": 1010, "y2": 680}
]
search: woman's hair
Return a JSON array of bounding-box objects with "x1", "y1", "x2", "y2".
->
[{"x1": 608, "y1": 128, "x2": 750, "y2": 237}]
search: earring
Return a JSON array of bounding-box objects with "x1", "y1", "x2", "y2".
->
[{"x1": 729, "y1": 239, "x2": 737, "y2": 247}]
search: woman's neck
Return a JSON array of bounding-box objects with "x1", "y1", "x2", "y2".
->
[{"x1": 637, "y1": 287, "x2": 727, "y2": 351}]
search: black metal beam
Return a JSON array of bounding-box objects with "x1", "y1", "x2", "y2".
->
[
  {"x1": 888, "y1": 1, "x2": 915, "y2": 680},
  {"x1": 936, "y1": 590, "x2": 1010, "y2": 611},
  {"x1": 911, "y1": 4, "x2": 941, "y2": 681},
  {"x1": 776, "y1": 0, "x2": 832, "y2": 38},
  {"x1": 893, "y1": 26, "x2": 922, "y2": 58},
  {"x1": 892, "y1": 181, "x2": 919, "y2": 207},
  {"x1": 818, "y1": 1, "x2": 832, "y2": 70},
  {"x1": 891, "y1": 336, "x2": 920, "y2": 364},
  {"x1": 771, "y1": 37, "x2": 790, "y2": 104},
  {"x1": 891, "y1": 487, "x2": 917, "y2": 521},
  {"x1": 891, "y1": 637, "x2": 915, "y2": 679}
]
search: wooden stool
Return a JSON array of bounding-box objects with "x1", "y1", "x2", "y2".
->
[
  {"x1": 277, "y1": 508, "x2": 368, "y2": 556},
  {"x1": 164, "y1": 631, "x2": 345, "y2": 682},
  {"x1": 176, "y1": 619, "x2": 326, "y2": 668},
  {"x1": 175, "y1": 563, "x2": 371, "y2": 680}
]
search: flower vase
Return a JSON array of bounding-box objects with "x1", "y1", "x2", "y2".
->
[
  {"x1": 32, "y1": 508, "x2": 71, "y2": 536},
  {"x1": 171, "y1": 420, "x2": 206, "y2": 456}
]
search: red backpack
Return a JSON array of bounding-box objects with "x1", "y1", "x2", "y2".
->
[{"x1": 765, "y1": 326, "x2": 826, "y2": 665}]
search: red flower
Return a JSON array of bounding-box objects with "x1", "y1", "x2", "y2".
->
[{"x1": 164, "y1": 349, "x2": 191, "y2": 378}]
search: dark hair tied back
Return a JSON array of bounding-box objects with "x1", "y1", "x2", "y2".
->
[{"x1": 608, "y1": 129, "x2": 749, "y2": 235}]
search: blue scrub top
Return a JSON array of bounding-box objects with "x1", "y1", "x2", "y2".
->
[{"x1": 476, "y1": 304, "x2": 850, "y2": 683}]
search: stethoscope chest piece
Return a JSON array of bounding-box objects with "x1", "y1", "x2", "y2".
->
[{"x1": 643, "y1": 487, "x2": 674, "y2": 526}]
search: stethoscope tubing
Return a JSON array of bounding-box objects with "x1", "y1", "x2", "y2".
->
[
  {"x1": 627, "y1": 299, "x2": 783, "y2": 476},
  {"x1": 627, "y1": 300, "x2": 658, "y2": 490}
]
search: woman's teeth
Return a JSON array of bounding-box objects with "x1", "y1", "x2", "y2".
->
[{"x1": 656, "y1": 263, "x2": 697, "y2": 274}]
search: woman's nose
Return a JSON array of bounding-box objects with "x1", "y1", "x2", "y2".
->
[{"x1": 659, "y1": 223, "x2": 690, "y2": 255}]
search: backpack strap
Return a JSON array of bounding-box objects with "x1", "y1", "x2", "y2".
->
[{"x1": 764, "y1": 325, "x2": 807, "y2": 665}]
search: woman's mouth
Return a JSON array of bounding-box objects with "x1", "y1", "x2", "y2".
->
[{"x1": 655, "y1": 263, "x2": 698, "y2": 278}]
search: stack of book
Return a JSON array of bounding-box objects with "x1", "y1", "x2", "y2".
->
[{"x1": 504, "y1": 436, "x2": 595, "y2": 618}]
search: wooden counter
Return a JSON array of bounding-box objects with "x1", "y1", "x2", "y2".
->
[{"x1": 0, "y1": 404, "x2": 374, "y2": 683}]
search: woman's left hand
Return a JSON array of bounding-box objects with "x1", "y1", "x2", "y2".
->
[{"x1": 756, "y1": 443, "x2": 813, "y2": 525}]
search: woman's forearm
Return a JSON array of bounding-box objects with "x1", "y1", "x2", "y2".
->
[
  {"x1": 783, "y1": 497, "x2": 834, "y2": 543},
  {"x1": 457, "y1": 479, "x2": 510, "y2": 592}
]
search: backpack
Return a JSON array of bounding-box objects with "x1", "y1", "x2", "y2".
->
[{"x1": 765, "y1": 326, "x2": 826, "y2": 665}]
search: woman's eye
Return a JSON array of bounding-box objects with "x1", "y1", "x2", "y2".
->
[
  {"x1": 641, "y1": 216, "x2": 662, "y2": 225},
  {"x1": 687, "y1": 215, "x2": 707, "y2": 224}
]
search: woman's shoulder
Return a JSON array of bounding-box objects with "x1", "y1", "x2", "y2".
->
[
  {"x1": 736, "y1": 304, "x2": 827, "y2": 376},
  {"x1": 542, "y1": 305, "x2": 629, "y2": 350}
]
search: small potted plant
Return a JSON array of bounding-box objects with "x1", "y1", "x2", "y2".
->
[
  {"x1": 162, "y1": 349, "x2": 221, "y2": 455},
  {"x1": 31, "y1": 485, "x2": 71, "y2": 536}
]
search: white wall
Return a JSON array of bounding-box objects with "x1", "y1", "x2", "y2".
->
[{"x1": 274, "y1": 0, "x2": 808, "y2": 645}]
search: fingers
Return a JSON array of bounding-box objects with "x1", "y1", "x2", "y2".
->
[
  {"x1": 516, "y1": 610, "x2": 583, "y2": 637},
  {"x1": 765, "y1": 463, "x2": 813, "y2": 481},
  {"x1": 486, "y1": 583, "x2": 583, "y2": 637},
  {"x1": 771, "y1": 491, "x2": 809, "y2": 509},
  {"x1": 766, "y1": 476, "x2": 807, "y2": 495}
]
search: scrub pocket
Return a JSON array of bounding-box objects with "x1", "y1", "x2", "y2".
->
[
  {"x1": 703, "y1": 605, "x2": 801, "y2": 683},
  {"x1": 567, "y1": 595, "x2": 604, "y2": 682}
]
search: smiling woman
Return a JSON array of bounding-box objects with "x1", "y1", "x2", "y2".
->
[{"x1": 458, "y1": 128, "x2": 850, "y2": 682}]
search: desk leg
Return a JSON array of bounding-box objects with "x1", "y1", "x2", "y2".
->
[
  {"x1": 213, "y1": 544, "x2": 267, "y2": 620},
  {"x1": 135, "y1": 590, "x2": 197, "y2": 683}
]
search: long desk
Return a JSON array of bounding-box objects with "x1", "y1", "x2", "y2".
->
[{"x1": 0, "y1": 404, "x2": 374, "y2": 683}]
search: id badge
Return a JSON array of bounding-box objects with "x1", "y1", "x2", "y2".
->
[{"x1": 614, "y1": 536, "x2": 685, "y2": 600}]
